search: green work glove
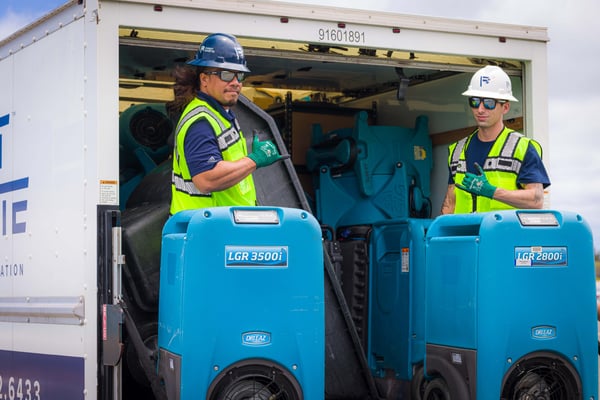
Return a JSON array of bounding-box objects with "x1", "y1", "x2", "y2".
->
[
  {"x1": 456, "y1": 163, "x2": 497, "y2": 199},
  {"x1": 247, "y1": 134, "x2": 286, "y2": 168}
]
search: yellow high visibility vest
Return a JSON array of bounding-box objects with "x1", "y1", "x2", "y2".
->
[
  {"x1": 448, "y1": 127, "x2": 542, "y2": 213},
  {"x1": 170, "y1": 97, "x2": 256, "y2": 215}
]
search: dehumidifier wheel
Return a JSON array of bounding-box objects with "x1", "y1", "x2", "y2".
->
[
  {"x1": 423, "y1": 377, "x2": 451, "y2": 400},
  {"x1": 207, "y1": 359, "x2": 303, "y2": 400},
  {"x1": 500, "y1": 351, "x2": 581, "y2": 400},
  {"x1": 410, "y1": 363, "x2": 427, "y2": 400}
]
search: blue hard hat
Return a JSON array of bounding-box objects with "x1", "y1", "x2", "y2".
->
[{"x1": 187, "y1": 33, "x2": 250, "y2": 72}]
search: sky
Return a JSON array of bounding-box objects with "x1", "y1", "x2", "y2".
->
[{"x1": 1, "y1": 0, "x2": 600, "y2": 249}]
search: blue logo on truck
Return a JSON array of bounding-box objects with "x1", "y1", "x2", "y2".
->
[
  {"x1": 0, "y1": 113, "x2": 29, "y2": 236},
  {"x1": 225, "y1": 246, "x2": 288, "y2": 268}
]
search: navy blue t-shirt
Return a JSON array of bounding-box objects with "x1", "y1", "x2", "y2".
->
[
  {"x1": 183, "y1": 92, "x2": 239, "y2": 177},
  {"x1": 448, "y1": 133, "x2": 551, "y2": 188}
]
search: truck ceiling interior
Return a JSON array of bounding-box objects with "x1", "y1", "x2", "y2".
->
[{"x1": 118, "y1": 28, "x2": 523, "y2": 112}]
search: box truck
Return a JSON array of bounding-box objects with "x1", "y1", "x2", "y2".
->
[{"x1": 3, "y1": 1, "x2": 596, "y2": 399}]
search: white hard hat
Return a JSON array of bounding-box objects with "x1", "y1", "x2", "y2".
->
[{"x1": 462, "y1": 65, "x2": 518, "y2": 102}]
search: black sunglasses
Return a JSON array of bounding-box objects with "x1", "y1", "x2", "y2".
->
[
  {"x1": 468, "y1": 97, "x2": 507, "y2": 110},
  {"x1": 205, "y1": 70, "x2": 246, "y2": 83}
]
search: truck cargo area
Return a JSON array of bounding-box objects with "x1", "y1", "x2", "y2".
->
[
  {"x1": 118, "y1": 28, "x2": 526, "y2": 211},
  {"x1": 117, "y1": 28, "x2": 526, "y2": 400}
]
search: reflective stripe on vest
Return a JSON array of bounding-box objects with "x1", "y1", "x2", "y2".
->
[
  {"x1": 170, "y1": 98, "x2": 256, "y2": 214},
  {"x1": 171, "y1": 171, "x2": 211, "y2": 197},
  {"x1": 448, "y1": 127, "x2": 542, "y2": 213}
]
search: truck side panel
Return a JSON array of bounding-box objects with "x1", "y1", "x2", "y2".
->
[{"x1": 0, "y1": 6, "x2": 99, "y2": 399}]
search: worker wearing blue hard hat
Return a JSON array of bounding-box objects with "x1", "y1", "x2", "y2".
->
[
  {"x1": 441, "y1": 65, "x2": 551, "y2": 214},
  {"x1": 170, "y1": 33, "x2": 286, "y2": 215}
]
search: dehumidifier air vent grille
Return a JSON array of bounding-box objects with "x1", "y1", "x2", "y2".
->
[
  {"x1": 207, "y1": 359, "x2": 303, "y2": 400},
  {"x1": 129, "y1": 106, "x2": 173, "y2": 150},
  {"x1": 500, "y1": 351, "x2": 581, "y2": 400}
]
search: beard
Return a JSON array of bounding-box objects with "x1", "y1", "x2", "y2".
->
[
  {"x1": 221, "y1": 99, "x2": 238, "y2": 107},
  {"x1": 220, "y1": 91, "x2": 239, "y2": 107}
]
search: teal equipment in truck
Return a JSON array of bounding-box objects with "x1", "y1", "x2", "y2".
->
[{"x1": 306, "y1": 111, "x2": 432, "y2": 230}]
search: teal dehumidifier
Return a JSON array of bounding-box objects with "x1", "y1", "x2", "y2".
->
[
  {"x1": 424, "y1": 210, "x2": 598, "y2": 399},
  {"x1": 157, "y1": 207, "x2": 324, "y2": 400}
]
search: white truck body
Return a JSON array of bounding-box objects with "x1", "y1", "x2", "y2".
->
[{"x1": 0, "y1": 0, "x2": 549, "y2": 398}]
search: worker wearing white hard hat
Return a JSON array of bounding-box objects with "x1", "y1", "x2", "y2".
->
[{"x1": 441, "y1": 65, "x2": 550, "y2": 214}]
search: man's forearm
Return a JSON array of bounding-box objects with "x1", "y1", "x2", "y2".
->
[
  {"x1": 492, "y1": 183, "x2": 545, "y2": 209},
  {"x1": 441, "y1": 185, "x2": 456, "y2": 214},
  {"x1": 192, "y1": 158, "x2": 256, "y2": 193}
]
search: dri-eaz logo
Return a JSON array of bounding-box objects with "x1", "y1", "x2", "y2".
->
[{"x1": 0, "y1": 113, "x2": 29, "y2": 236}]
